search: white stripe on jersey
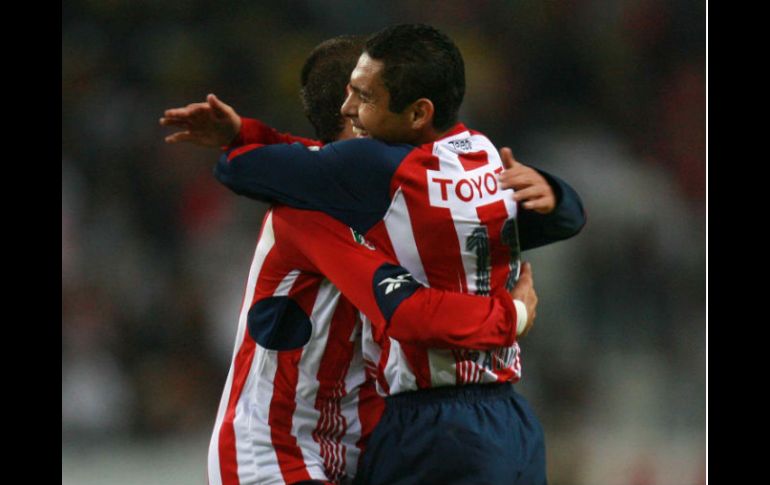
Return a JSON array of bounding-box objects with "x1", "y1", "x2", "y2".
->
[
  {"x1": 209, "y1": 211, "x2": 277, "y2": 485},
  {"x1": 274, "y1": 270, "x2": 300, "y2": 297},
  {"x1": 340, "y1": 376, "x2": 363, "y2": 479},
  {"x1": 248, "y1": 346, "x2": 282, "y2": 484},
  {"x1": 430, "y1": 133, "x2": 516, "y2": 296},
  {"x1": 338, "y1": 315, "x2": 366, "y2": 480},
  {"x1": 291, "y1": 280, "x2": 342, "y2": 481},
  {"x1": 382, "y1": 338, "x2": 417, "y2": 393},
  {"x1": 250, "y1": 268, "x2": 308, "y2": 485},
  {"x1": 428, "y1": 349, "x2": 458, "y2": 387},
  {"x1": 360, "y1": 318, "x2": 383, "y2": 395},
  {"x1": 383, "y1": 187, "x2": 429, "y2": 286}
]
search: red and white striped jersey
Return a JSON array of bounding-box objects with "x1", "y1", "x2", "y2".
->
[
  {"x1": 207, "y1": 210, "x2": 378, "y2": 485},
  {"x1": 217, "y1": 123, "x2": 587, "y2": 396},
  {"x1": 208, "y1": 204, "x2": 522, "y2": 485},
  {"x1": 360, "y1": 126, "x2": 523, "y2": 394}
]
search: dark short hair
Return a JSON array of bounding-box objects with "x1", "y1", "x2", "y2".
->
[
  {"x1": 364, "y1": 24, "x2": 465, "y2": 131},
  {"x1": 300, "y1": 35, "x2": 364, "y2": 143}
]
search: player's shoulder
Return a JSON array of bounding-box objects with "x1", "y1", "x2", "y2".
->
[
  {"x1": 272, "y1": 205, "x2": 343, "y2": 229},
  {"x1": 431, "y1": 124, "x2": 501, "y2": 163},
  {"x1": 323, "y1": 138, "x2": 414, "y2": 161}
]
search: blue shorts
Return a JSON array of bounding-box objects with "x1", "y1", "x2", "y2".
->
[{"x1": 354, "y1": 383, "x2": 547, "y2": 485}]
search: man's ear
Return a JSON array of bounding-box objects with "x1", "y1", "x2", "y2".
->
[{"x1": 409, "y1": 98, "x2": 435, "y2": 130}]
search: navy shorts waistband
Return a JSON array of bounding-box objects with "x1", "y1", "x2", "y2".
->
[{"x1": 385, "y1": 382, "x2": 515, "y2": 408}]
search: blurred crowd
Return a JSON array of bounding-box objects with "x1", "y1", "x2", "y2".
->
[{"x1": 62, "y1": 1, "x2": 705, "y2": 483}]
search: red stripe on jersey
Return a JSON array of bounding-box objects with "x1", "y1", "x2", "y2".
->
[
  {"x1": 365, "y1": 220, "x2": 398, "y2": 261},
  {"x1": 463, "y1": 355, "x2": 471, "y2": 384},
  {"x1": 458, "y1": 151, "x2": 489, "y2": 171},
  {"x1": 442, "y1": 123, "x2": 470, "y2": 139},
  {"x1": 217, "y1": 212, "x2": 275, "y2": 485},
  {"x1": 313, "y1": 297, "x2": 358, "y2": 481},
  {"x1": 495, "y1": 366, "x2": 516, "y2": 383},
  {"x1": 452, "y1": 350, "x2": 462, "y2": 384},
  {"x1": 476, "y1": 200, "x2": 513, "y2": 291},
  {"x1": 355, "y1": 378, "x2": 385, "y2": 461},
  {"x1": 400, "y1": 343, "x2": 433, "y2": 388},
  {"x1": 218, "y1": 330, "x2": 256, "y2": 485},
  {"x1": 256, "y1": 209, "x2": 272, "y2": 242},
  {"x1": 233, "y1": 117, "x2": 323, "y2": 148},
  {"x1": 454, "y1": 350, "x2": 468, "y2": 385},
  {"x1": 466, "y1": 127, "x2": 484, "y2": 137},
  {"x1": 269, "y1": 349, "x2": 312, "y2": 484},
  {"x1": 252, "y1": 245, "x2": 295, "y2": 301},
  {"x1": 394, "y1": 151, "x2": 468, "y2": 292},
  {"x1": 226, "y1": 143, "x2": 263, "y2": 162},
  {"x1": 376, "y1": 339, "x2": 392, "y2": 396},
  {"x1": 288, "y1": 274, "x2": 323, "y2": 315},
  {"x1": 266, "y1": 275, "x2": 321, "y2": 483}
]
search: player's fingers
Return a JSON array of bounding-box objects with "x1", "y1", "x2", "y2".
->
[
  {"x1": 499, "y1": 147, "x2": 520, "y2": 170},
  {"x1": 164, "y1": 131, "x2": 194, "y2": 144},
  {"x1": 511, "y1": 186, "x2": 543, "y2": 202},
  {"x1": 512, "y1": 262, "x2": 532, "y2": 288},
  {"x1": 159, "y1": 117, "x2": 191, "y2": 128},
  {"x1": 499, "y1": 173, "x2": 536, "y2": 190},
  {"x1": 164, "y1": 106, "x2": 195, "y2": 118},
  {"x1": 521, "y1": 198, "x2": 554, "y2": 213},
  {"x1": 519, "y1": 262, "x2": 532, "y2": 281},
  {"x1": 207, "y1": 93, "x2": 230, "y2": 115},
  {"x1": 164, "y1": 102, "x2": 208, "y2": 118},
  {"x1": 163, "y1": 107, "x2": 185, "y2": 118}
]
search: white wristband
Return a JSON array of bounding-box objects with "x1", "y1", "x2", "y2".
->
[{"x1": 513, "y1": 299, "x2": 529, "y2": 336}]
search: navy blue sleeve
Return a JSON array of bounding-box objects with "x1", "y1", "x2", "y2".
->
[
  {"x1": 371, "y1": 263, "x2": 422, "y2": 323},
  {"x1": 214, "y1": 139, "x2": 412, "y2": 234},
  {"x1": 518, "y1": 168, "x2": 587, "y2": 250}
]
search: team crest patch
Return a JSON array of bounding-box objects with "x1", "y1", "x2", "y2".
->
[{"x1": 350, "y1": 228, "x2": 375, "y2": 250}]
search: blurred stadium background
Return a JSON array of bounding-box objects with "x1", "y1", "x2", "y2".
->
[{"x1": 62, "y1": 1, "x2": 706, "y2": 484}]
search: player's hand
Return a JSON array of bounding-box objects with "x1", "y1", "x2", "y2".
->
[
  {"x1": 509, "y1": 262, "x2": 537, "y2": 338},
  {"x1": 498, "y1": 147, "x2": 556, "y2": 214},
  {"x1": 159, "y1": 94, "x2": 241, "y2": 147}
]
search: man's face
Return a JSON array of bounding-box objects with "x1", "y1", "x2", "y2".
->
[
  {"x1": 337, "y1": 118, "x2": 357, "y2": 141},
  {"x1": 340, "y1": 53, "x2": 416, "y2": 144}
]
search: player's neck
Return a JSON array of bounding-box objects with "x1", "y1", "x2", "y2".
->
[
  {"x1": 414, "y1": 121, "x2": 465, "y2": 145},
  {"x1": 414, "y1": 126, "x2": 452, "y2": 145}
]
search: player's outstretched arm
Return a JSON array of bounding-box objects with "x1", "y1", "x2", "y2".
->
[
  {"x1": 161, "y1": 94, "x2": 322, "y2": 149},
  {"x1": 217, "y1": 139, "x2": 407, "y2": 234},
  {"x1": 160, "y1": 94, "x2": 241, "y2": 147},
  {"x1": 497, "y1": 146, "x2": 587, "y2": 250}
]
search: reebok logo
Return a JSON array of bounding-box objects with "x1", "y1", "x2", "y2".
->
[
  {"x1": 448, "y1": 139, "x2": 473, "y2": 152},
  {"x1": 378, "y1": 274, "x2": 413, "y2": 295}
]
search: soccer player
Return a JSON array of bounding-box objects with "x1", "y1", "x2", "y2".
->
[
  {"x1": 162, "y1": 36, "x2": 538, "y2": 485},
  {"x1": 206, "y1": 25, "x2": 586, "y2": 485}
]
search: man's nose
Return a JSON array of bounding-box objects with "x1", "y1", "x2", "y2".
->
[{"x1": 341, "y1": 90, "x2": 357, "y2": 118}]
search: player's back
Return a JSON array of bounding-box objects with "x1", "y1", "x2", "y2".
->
[
  {"x1": 208, "y1": 210, "x2": 378, "y2": 485},
  {"x1": 370, "y1": 124, "x2": 519, "y2": 294},
  {"x1": 361, "y1": 124, "x2": 522, "y2": 394}
]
